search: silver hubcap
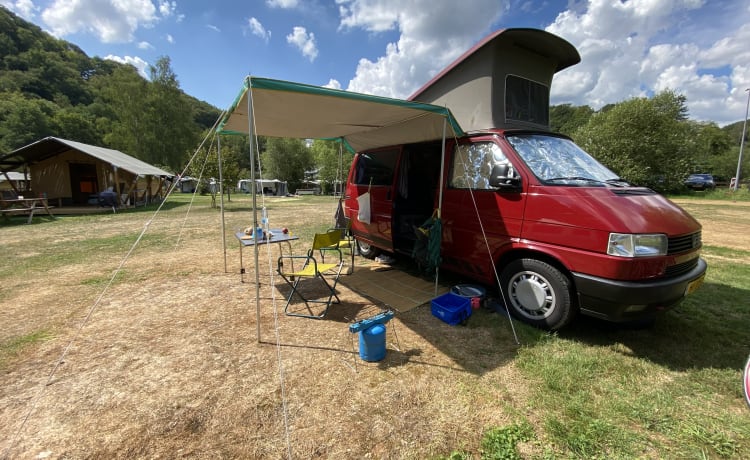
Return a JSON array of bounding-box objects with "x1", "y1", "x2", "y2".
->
[{"x1": 508, "y1": 271, "x2": 555, "y2": 319}]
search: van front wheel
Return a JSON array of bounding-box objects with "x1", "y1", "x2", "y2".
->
[
  {"x1": 500, "y1": 259, "x2": 575, "y2": 330},
  {"x1": 356, "y1": 240, "x2": 381, "y2": 259}
]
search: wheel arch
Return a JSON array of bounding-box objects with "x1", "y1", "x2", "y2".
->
[{"x1": 494, "y1": 247, "x2": 577, "y2": 297}]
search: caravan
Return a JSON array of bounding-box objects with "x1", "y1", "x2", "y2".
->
[
  {"x1": 237, "y1": 179, "x2": 288, "y2": 196},
  {"x1": 343, "y1": 29, "x2": 706, "y2": 330}
]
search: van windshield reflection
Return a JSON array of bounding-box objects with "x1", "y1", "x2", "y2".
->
[{"x1": 506, "y1": 134, "x2": 621, "y2": 186}]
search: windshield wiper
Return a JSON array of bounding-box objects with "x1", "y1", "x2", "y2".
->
[
  {"x1": 605, "y1": 178, "x2": 630, "y2": 187},
  {"x1": 545, "y1": 176, "x2": 630, "y2": 187}
]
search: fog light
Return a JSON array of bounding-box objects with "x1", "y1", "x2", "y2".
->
[{"x1": 624, "y1": 304, "x2": 647, "y2": 313}]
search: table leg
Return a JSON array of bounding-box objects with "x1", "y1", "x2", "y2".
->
[
  {"x1": 40, "y1": 199, "x2": 55, "y2": 219},
  {"x1": 239, "y1": 241, "x2": 245, "y2": 282},
  {"x1": 27, "y1": 203, "x2": 36, "y2": 224}
]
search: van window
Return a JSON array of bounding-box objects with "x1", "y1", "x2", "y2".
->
[
  {"x1": 450, "y1": 142, "x2": 512, "y2": 189},
  {"x1": 505, "y1": 75, "x2": 549, "y2": 125},
  {"x1": 507, "y1": 134, "x2": 618, "y2": 184},
  {"x1": 353, "y1": 148, "x2": 399, "y2": 186}
]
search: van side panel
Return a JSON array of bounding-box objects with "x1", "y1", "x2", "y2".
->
[
  {"x1": 441, "y1": 189, "x2": 525, "y2": 283},
  {"x1": 440, "y1": 136, "x2": 526, "y2": 283},
  {"x1": 345, "y1": 148, "x2": 400, "y2": 252}
]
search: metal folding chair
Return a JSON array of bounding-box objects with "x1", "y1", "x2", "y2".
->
[{"x1": 277, "y1": 229, "x2": 345, "y2": 319}]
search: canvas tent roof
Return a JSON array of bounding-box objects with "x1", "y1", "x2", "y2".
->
[
  {"x1": 0, "y1": 137, "x2": 173, "y2": 177},
  {"x1": 217, "y1": 77, "x2": 464, "y2": 152}
]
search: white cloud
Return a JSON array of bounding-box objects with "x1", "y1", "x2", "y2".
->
[
  {"x1": 266, "y1": 0, "x2": 298, "y2": 8},
  {"x1": 324, "y1": 79, "x2": 342, "y2": 90},
  {"x1": 206, "y1": 24, "x2": 220, "y2": 33},
  {"x1": 286, "y1": 26, "x2": 318, "y2": 62},
  {"x1": 40, "y1": 0, "x2": 159, "y2": 43},
  {"x1": 338, "y1": 0, "x2": 504, "y2": 99},
  {"x1": 1, "y1": 0, "x2": 38, "y2": 19},
  {"x1": 158, "y1": 0, "x2": 175, "y2": 17},
  {"x1": 104, "y1": 54, "x2": 149, "y2": 79},
  {"x1": 137, "y1": 41, "x2": 153, "y2": 50},
  {"x1": 546, "y1": 0, "x2": 750, "y2": 125},
  {"x1": 166, "y1": 33, "x2": 174, "y2": 44},
  {"x1": 248, "y1": 17, "x2": 270, "y2": 42}
]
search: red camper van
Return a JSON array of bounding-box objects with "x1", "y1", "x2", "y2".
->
[{"x1": 343, "y1": 29, "x2": 706, "y2": 330}]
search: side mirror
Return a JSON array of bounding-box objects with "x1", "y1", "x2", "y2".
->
[{"x1": 489, "y1": 164, "x2": 521, "y2": 190}]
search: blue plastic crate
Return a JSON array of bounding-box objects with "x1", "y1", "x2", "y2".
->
[{"x1": 431, "y1": 292, "x2": 472, "y2": 325}]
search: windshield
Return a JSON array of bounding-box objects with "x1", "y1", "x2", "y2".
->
[{"x1": 506, "y1": 134, "x2": 622, "y2": 186}]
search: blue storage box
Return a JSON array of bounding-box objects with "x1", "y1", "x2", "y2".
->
[{"x1": 431, "y1": 292, "x2": 472, "y2": 325}]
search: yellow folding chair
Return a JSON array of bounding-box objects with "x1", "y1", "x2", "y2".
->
[
  {"x1": 325, "y1": 217, "x2": 355, "y2": 274},
  {"x1": 278, "y1": 229, "x2": 345, "y2": 319}
]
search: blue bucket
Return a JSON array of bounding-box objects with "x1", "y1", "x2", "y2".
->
[{"x1": 359, "y1": 323, "x2": 386, "y2": 362}]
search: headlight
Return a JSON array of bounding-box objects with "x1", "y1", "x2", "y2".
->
[{"x1": 607, "y1": 233, "x2": 667, "y2": 257}]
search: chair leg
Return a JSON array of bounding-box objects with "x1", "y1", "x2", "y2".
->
[{"x1": 281, "y1": 273, "x2": 341, "y2": 319}]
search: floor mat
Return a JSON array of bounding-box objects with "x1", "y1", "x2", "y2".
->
[{"x1": 339, "y1": 263, "x2": 448, "y2": 312}]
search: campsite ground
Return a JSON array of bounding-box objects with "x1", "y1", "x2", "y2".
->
[{"x1": 1, "y1": 194, "x2": 749, "y2": 458}]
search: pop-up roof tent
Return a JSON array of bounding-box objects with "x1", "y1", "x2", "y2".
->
[{"x1": 409, "y1": 28, "x2": 580, "y2": 132}]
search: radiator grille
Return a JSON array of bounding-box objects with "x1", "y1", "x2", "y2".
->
[{"x1": 668, "y1": 231, "x2": 701, "y2": 255}]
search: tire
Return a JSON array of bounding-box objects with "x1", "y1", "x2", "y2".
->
[
  {"x1": 356, "y1": 239, "x2": 381, "y2": 259},
  {"x1": 499, "y1": 258, "x2": 576, "y2": 330}
]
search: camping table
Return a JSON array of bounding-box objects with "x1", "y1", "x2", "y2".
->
[
  {"x1": 235, "y1": 229, "x2": 299, "y2": 282},
  {"x1": 0, "y1": 197, "x2": 55, "y2": 224}
]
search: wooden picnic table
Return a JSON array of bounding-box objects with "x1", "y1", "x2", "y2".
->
[{"x1": 0, "y1": 197, "x2": 56, "y2": 224}]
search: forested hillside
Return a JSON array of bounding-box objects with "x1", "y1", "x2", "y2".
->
[{"x1": 0, "y1": 6, "x2": 221, "y2": 172}]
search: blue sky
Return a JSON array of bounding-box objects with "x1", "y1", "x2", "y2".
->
[{"x1": 3, "y1": 0, "x2": 750, "y2": 126}]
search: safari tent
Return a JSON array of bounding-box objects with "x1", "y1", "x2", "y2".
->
[{"x1": 0, "y1": 137, "x2": 173, "y2": 207}]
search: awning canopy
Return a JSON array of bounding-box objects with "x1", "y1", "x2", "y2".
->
[
  {"x1": 0, "y1": 137, "x2": 173, "y2": 177},
  {"x1": 217, "y1": 77, "x2": 464, "y2": 152}
]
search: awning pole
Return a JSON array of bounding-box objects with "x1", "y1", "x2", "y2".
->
[
  {"x1": 246, "y1": 78, "x2": 261, "y2": 343},
  {"x1": 218, "y1": 135, "x2": 227, "y2": 273},
  {"x1": 435, "y1": 117, "x2": 447, "y2": 296}
]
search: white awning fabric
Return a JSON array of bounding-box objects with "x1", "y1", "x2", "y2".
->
[{"x1": 217, "y1": 77, "x2": 464, "y2": 152}]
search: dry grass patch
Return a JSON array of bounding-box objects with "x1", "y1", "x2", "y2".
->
[{"x1": 1, "y1": 196, "x2": 529, "y2": 459}]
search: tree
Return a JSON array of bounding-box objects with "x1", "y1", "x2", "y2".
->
[
  {"x1": 311, "y1": 139, "x2": 353, "y2": 194},
  {"x1": 93, "y1": 65, "x2": 149, "y2": 159},
  {"x1": 185, "y1": 132, "x2": 247, "y2": 200},
  {"x1": 685, "y1": 121, "x2": 732, "y2": 173},
  {"x1": 572, "y1": 90, "x2": 693, "y2": 193},
  {"x1": 550, "y1": 104, "x2": 594, "y2": 136},
  {"x1": 262, "y1": 137, "x2": 313, "y2": 192},
  {"x1": 0, "y1": 91, "x2": 56, "y2": 151},
  {"x1": 145, "y1": 56, "x2": 198, "y2": 171},
  {"x1": 53, "y1": 106, "x2": 101, "y2": 145}
]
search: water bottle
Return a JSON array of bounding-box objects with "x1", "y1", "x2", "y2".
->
[{"x1": 261, "y1": 206, "x2": 269, "y2": 233}]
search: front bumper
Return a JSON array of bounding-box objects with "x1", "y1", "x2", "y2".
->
[{"x1": 572, "y1": 258, "x2": 707, "y2": 322}]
